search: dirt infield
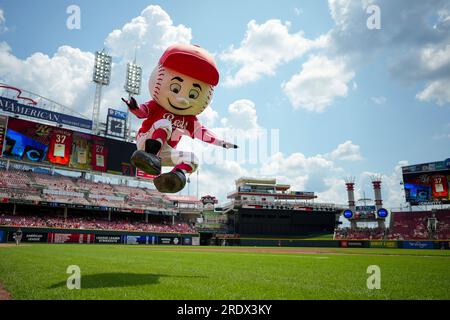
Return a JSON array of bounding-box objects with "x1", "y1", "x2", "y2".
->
[
  {"x1": 0, "y1": 283, "x2": 11, "y2": 300},
  {"x1": 0, "y1": 244, "x2": 19, "y2": 248},
  {"x1": 145, "y1": 246, "x2": 337, "y2": 255}
]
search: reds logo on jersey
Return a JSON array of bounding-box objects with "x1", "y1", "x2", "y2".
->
[{"x1": 163, "y1": 113, "x2": 188, "y2": 130}]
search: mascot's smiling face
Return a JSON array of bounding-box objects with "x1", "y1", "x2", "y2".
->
[{"x1": 149, "y1": 65, "x2": 214, "y2": 116}]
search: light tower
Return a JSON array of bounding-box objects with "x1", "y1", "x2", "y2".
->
[
  {"x1": 345, "y1": 177, "x2": 357, "y2": 229},
  {"x1": 371, "y1": 175, "x2": 383, "y2": 211},
  {"x1": 92, "y1": 50, "x2": 112, "y2": 135},
  {"x1": 124, "y1": 61, "x2": 142, "y2": 141},
  {"x1": 371, "y1": 174, "x2": 386, "y2": 229}
]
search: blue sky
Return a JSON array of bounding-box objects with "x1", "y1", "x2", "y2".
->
[{"x1": 0, "y1": 0, "x2": 449, "y2": 206}]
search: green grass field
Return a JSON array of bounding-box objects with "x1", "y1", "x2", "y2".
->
[{"x1": 1, "y1": 244, "x2": 450, "y2": 300}]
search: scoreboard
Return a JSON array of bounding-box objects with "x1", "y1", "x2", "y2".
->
[
  {"x1": 402, "y1": 160, "x2": 450, "y2": 205},
  {"x1": 0, "y1": 116, "x2": 138, "y2": 178}
]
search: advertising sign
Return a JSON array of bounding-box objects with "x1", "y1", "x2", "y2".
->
[
  {"x1": 136, "y1": 169, "x2": 156, "y2": 180},
  {"x1": 0, "y1": 96, "x2": 92, "y2": 130},
  {"x1": 370, "y1": 240, "x2": 398, "y2": 248},
  {"x1": 401, "y1": 241, "x2": 434, "y2": 249},
  {"x1": 125, "y1": 235, "x2": 157, "y2": 245},
  {"x1": 158, "y1": 236, "x2": 181, "y2": 245},
  {"x1": 94, "y1": 235, "x2": 122, "y2": 244},
  {"x1": 48, "y1": 233, "x2": 94, "y2": 244},
  {"x1": 106, "y1": 108, "x2": 127, "y2": 139}
]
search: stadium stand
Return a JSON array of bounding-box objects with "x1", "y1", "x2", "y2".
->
[
  {"x1": 334, "y1": 227, "x2": 386, "y2": 240},
  {"x1": 0, "y1": 168, "x2": 178, "y2": 213},
  {"x1": 0, "y1": 214, "x2": 195, "y2": 234},
  {"x1": 335, "y1": 210, "x2": 450, "y2": 240},
  {"x1": 388, "y1": 210, "x2": 450, "y2": 240}
]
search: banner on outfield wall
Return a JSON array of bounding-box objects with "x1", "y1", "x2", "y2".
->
[
  {"x1": 340, "y1": 241, "x2": 369, "y2": 248},
  {"x1": 401, "y1": 241, "x2": 434, "y2": 249},
  {"x1": 48, "y1": 233, "x2": 94, "y2": 244},
  {"x1": 7, "y1": 232, "x2": 48, "y2": 243},
  {"x1": 94, "y1": 235, "x2": 122, "y2": 244},
  {"x1": 0, "y1": 230, "x2": 5, "y2": 243},
  {"x1": 158, "y1": 236, "x2": 181, "y2": 245},
  {"x1": 192, "y1": 237, "x2": 200, "y2": 246},
  {"x1": 369, "y1": 240, "x2": 398, "y2": 248},
  {"x1": 125, "y1": 235, "x2": 157, "y2": 245}
]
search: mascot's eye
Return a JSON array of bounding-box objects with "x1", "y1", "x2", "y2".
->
[
  {"x1": 170, "y1": 83, "x2": 181, "y2": 93},
  {"x1": 189, "y1": 89, "x2": 200, "y2": 99}
]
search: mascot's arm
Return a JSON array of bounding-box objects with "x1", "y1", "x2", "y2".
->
[
  {"x1": 193, "y1": 124, "x2": 238, "y2": 149},
  {"x1": 122, "y1": 97, "x2": 150, "y2": 119}
]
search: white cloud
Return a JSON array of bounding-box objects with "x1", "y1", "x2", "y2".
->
[
  {"x1": 416, "y1": 79, "x2": 450, "y2": 105},
  {"x1": 370, "y1": 96, "x2": 387, "y2": 105},
  {"x1": 360, "y1": 160, "x2": 408, "y2": 210},
  {"x1": 327, "y1": 0, "x2": 450, "y2": 106},
  {"x1": 220, "y1": 99, "x2": 259, "y2": 131},
  {"x1": 0, "y1": 5, "x2": 193, "y2": 124},
  {"x1": 281, "y1": 55, "x2": 355, "y2": 112},
  {"x1": 105, "y1": 5, "x2": 191, "y2": 65},
  {"x1": 219, "y1": 19, "x2": 327, "y2": 87},
  {"x1": 197, "y1": 104, "x2": 219, "y2": 128},
  {"x1": 0, "y1": 43, "x2": 94, "y2": 117},
  {"x1": 328, "y1": 140, "x2": 363, "y2": 161}
]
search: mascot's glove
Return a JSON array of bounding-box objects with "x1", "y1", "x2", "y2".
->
[
  {"x1": 121, "y1": 97, "x2": 138, "y2": 110},
  {"x1": 222, "y1": 142, "x2": 239, "y2": 149}
]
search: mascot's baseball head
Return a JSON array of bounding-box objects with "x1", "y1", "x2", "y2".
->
[{"x1": 149, "y1": 44, "x2": 219, "y2": 116}]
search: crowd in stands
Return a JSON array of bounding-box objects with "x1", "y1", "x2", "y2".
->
[
  {"x1": 0, "y1": 214, "x2": 196, "y2": 234},
  {"x1": 387, "y1": 210, "x2": 450, "y2": 240},
  {"x1": 0, "y1": 168, "x2": 176, "y2": 212},
  {"x1": 335, "y1": 210, "x2": 450, "y2": 240},
  {"x1": 334, "y1": 227, "x2": 386, "y2": 240}
]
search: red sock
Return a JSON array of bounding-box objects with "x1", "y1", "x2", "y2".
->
[
  {"x1": 173, "y1": 163, "x2": 193, "y2": 173},
  {"x1": 151, "y1": 128, "x2": 168, "y2": 143}
]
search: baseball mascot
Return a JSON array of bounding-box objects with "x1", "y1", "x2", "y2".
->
[{"x1": 122, "y1": 44, "x2": 237, "y2": 193}]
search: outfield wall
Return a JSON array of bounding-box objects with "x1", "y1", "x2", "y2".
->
[
  {"x1": 0, "y1": 226, "x2": 200, "y2": 246},
  {"x1": 1, "y1": 226, "x2": 449, "y2": 249},
  {"x1": 215, "y1": 236, "x2": 450, "y2": 249}
]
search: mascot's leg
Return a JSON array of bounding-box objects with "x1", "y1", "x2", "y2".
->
[
  {"x1": 153, "y1": 149, "x2": 199, "y2": 193},
  {"x1": 131, "y1": 119, "x2": 172, "y2": 176}
]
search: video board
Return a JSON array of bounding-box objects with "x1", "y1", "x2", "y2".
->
[
  {"x1": 402, "y1": 159, "x2": 450, "y2": 205},
  {"x1": 1, "y1": 116, "x2": 137, "y2": 178},
  {"x1": 0, "y1": 115, "x2": 7, "y2": 157}
]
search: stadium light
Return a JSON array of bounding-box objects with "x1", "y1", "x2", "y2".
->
[
  {"x1": 124, "y1": 61, "x2": 142, "y2": 140},
  {"x1": 124, "y1": 62, "x2": 142, "y2": 96},
  {"x1": 92, "y1": 50, "x2": 112, "y2": 135},
  {"x1": 93, "y1": 51, "x2": 112, "y2": 85}
]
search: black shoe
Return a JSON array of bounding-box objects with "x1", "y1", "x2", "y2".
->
[
  {"x1": 153, "y1": 169, "x2": 186, "y2": 193},
  {"x1": 130, "y1": 150, "x2": 161, "y2": 175},
  {"x1": 145, "y1": 139, "x2": 162, "y2": 154}
]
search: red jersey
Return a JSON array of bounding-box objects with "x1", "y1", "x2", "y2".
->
[
  {"x1": 92, "y1": 138, "x2": 108, "y2": 172},
  {"x1": 131, "y1": 100, "x2": 223, "y2": 148},
  {"x1": 47, "y1": 129, "x2": 73, "y2": 165},
  {"x1": 431, "y1": 175, "x2": 448, "y2": 198}
]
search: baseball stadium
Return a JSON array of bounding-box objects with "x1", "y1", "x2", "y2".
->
[
  {"x1": 0, "y1": 84, "x2": 449, "y2": 300},
  {"x1": 1, "y1": 1, "x2": 450, "y2": 304}
]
